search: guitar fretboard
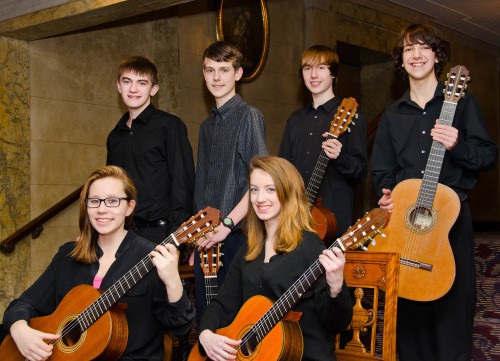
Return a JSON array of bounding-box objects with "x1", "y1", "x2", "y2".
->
[
  {"x1": 416, "y1": 100, "x2": 457, "y2": 210},
  {"x1": 76, "y1": 235, "x2": 177, "y2": 331},
  {"x1": 305, "y1": 134, "x2": 335, "y2": 206},
  {"x1": 239, "y1": 234, "x2": 348, "y2": 352}
]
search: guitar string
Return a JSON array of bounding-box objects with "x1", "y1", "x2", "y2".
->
[
  {"x1": 402, "y1": 75, "x2": 459, "y2": 273},
  {"x1": 47, "y1": 215, "x2": 211, "y2": 346},
  {"x1": 403, "y1": 100, "x2": 454, "y2": 266},
  {"x1": 238, "y1": 213, "x2": 382, "y2": 352},
  {"x1": 307, "y1": 103, "x2": 355, "y2": 205},
  {"x1": 203, "y1": 245, "x2": 219, "y2": 305}
]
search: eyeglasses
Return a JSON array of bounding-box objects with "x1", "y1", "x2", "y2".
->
[{"x1": 86, "y1": 197, "x2": 129, "y2": 208}]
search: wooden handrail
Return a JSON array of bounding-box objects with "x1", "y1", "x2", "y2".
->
[
  {"x1": 0, "y1": 186, "x2": 83, "y2": 253},
  {"x1": 0, "y1": 113, "x2": 384, "y2": 254}
]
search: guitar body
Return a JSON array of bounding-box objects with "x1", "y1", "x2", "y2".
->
[
  {"x1": 188, "y1": 295, "x2": 303, "y2": 361},
  {"x1": 369, "y1": 179, "x2": 459, "y2": 301},
  {"x1": 311, "y1": 198, "x2": 337, "y2": 246},
  {"x1": 0, "y1": 285, "x2": 128, "y2": 361}
]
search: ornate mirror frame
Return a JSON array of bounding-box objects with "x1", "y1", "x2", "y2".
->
[{"x1": 216, "y1": 0, "x2": 270, "y2": 82}]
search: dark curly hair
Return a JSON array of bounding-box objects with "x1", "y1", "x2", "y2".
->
[{"x1": 393, "y1": 23, "x2": 450, "y2": 80}]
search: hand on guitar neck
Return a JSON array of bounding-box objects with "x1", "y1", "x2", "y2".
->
[{"x1": 306, "y1": 97, "x2": 359, "y2": 244}]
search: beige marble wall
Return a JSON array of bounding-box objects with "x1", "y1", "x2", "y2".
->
[
  {"x1": 0, "y1": 36, "x2": 31, "y2": 319},
  {"x1": 28, "y1": 24, "x2": 144, "y2": 282}
]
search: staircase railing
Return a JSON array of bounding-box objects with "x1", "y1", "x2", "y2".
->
[
  {"x1": 1, "y1": 113, "x2": 383, "y2": 254},
  {"x1": 0, "y1": 186, "x2": 83, "y2": 253}
]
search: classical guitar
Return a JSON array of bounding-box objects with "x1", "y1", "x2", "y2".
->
[
  {"x1": 368, "y1": 65, "x2": 469, "y2": 301},
  {"x1": 200, "y1": 243, "x2": 223, "y2": 305},
  {"x1": 188, "y1": 208, "x2": 390, "y2": 361},
  {"x1": 0, "y1": 207, "x2": 221, "y2": 361},
  {"x1": 308, "y1": 97, "x2": 359, "y2": 245}
]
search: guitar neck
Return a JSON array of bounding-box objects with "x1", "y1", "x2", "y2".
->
[
  {"x1": 204, "y1": 275, "x2": 219, "y2": 305},
  {"x1": 76, "y1": 235, "x2": 176, "y2": 331},
  {"x1": 417, "y1": 101, "x2": 457, "y2": 209},
  {"x1": 305, "y1": 133, "x2": 335, "y2": 205},
  {"x1": 244, "y1": 236, "x2": 346, "y2": 345}
]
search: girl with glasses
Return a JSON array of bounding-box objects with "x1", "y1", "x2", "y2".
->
[{"x1": 2, "y1": 165, "x2": 195, "y2": 361}]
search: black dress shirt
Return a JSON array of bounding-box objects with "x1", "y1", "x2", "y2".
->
[
  {"x1": 372, "y1": 82, "x2": 497, "y2": 199},
  {"x1": 279, "y1": 97, "x2": 367, "y2": 236},
  {"x1": 199, "y1": 231, "x2": 352, "y2": 361},
  {"x1": 2, "y1": 231, "x2": 195, "y2": 361},
  {"x1": 107, "y1": 104, "x2": 195, "y2": 233}
]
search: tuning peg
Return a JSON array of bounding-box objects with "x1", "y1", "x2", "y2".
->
[
  {"x1": 355, "y1": 113, "x2": 359, "y2": 119},
  {"x1": 360, "y1": 245, "x2": 368, "y2": 251},
  {"x1": 370, "y1": 239, "x2": 376, "y2": 246}
]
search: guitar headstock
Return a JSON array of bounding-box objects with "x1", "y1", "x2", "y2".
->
[
  {"x1": 337, "y1": 208, "x2": 390, "y2": 251},
  {"x1": 329, "y1": 97, "x2": 359, "y2": 138},
  {"x1": 174, "y1": 207, "x2": 221, "y2": 247},
  {"x1": 200, "y1": 243, "x2": 223, "y2": 276},
  {"x1": 443, "y1": 65, "x2": 470, "y2": 104}
]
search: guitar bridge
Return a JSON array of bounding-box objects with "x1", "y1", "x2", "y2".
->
[{"x1": 400, "y1": 257, "x2": 433, "y2": 272}]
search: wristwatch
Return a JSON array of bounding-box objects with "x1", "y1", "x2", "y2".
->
[{"x1": 222, "y1": 217, "x2": 235, "y2": 231}]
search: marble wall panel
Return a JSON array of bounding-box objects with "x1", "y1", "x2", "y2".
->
[
  {"x1": 31, "y1": 141, "x2": 106, "y2": 186},
  {"x1": 0, "y1": 35, "x2": 31, "y2": 320}
]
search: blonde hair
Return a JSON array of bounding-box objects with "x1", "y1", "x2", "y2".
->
[
  {"x1": 245, "y1": 156, "x2": 315, "y2": 261},
  {"x1": 71, "y1": 166, "x2": 137, "y2": 263}
]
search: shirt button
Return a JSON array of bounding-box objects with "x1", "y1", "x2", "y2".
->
[
  {"x1": 314, "y1": 115, "x2": 317, "y2": 119},
  {"x1": 421, "y1": 170, "x2": 425, "y2": 174},
  {"x1": 307, "y1": 151, "x2": 310, "y2": 154},
  {"x1": 423, "y1": 112, "x2": 426, "y2": 115},
  {"x1": 310, "y1": 133, "x2": 313, "y2": 136},
  {"x1": 421, "y1": 150, "x2": 425, "y2": 153},
  {"x1": 422, "y1": 131, "x2": 426, "y2": 134}
]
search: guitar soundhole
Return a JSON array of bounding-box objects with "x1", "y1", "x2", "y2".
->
[
  {"x1": 406, "y1": 206, "x2": 437, "y2": 234},
  {"x1": 61, "y1": 319, "x2": 83, "y2": 347},
  {"x1": 240, "y1": 336, "x2": 256, "y2": 357}
]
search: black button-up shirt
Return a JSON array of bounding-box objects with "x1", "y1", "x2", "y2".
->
[
  {"x1": 279, "y1": 97, "x2": 367, "y2": 236},
  {"x1": 107, "y1": 104, "x2": 195, "y2": 233},
  {"x1": 372, "y1": 82, "x2": 497, "y2": 199}
]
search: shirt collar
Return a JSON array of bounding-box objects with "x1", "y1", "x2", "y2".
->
[
  {"x1": 95, "y1": 230, "x2": 136, "y2": 259},
  {"x1": 397, "y1": 81, "x2": 444, "y2": 109},
  {"x1": 211, "y1": 94, "x2": 244, "y2": 122},
  {"x1": 117, "y1": 103, "x2": 156, "y2": 130},
  {"x1": 307, "y1": 96, "x2": 341, "y2": 114}
]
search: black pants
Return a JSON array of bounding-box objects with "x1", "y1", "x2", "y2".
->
[{"x1": 397, "y1": 201, "x2": 476, "y2": 361}]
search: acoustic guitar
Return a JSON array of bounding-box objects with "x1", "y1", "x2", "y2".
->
[
  {"x1": 308, "y1": 97, "x2": 359, "y2": 245},
  {"x1": 368, "y1": 65, "x2": 469, "y2": 301},
  {"x1": 0, "y1": 207, "x2": 221, "y2": 361},
  {"x1": 188, "y1": 208, "x2": 390, "y2": 361},
  {"x1": 200, "y1": 243, "x2": 222, "y2": 305}
]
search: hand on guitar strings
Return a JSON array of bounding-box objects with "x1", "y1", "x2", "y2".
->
[
  {"x1": 322, "y1": 132, "x2": 342, "y2": 159},
  {"x1": 318, "y1": 247, "x2": 346, "y2": 298},
  {"x1": 431, "y1": 120, "x2": 458, "y2": 150},
  {"x1": 150, "y1": 244, "x2": 183, "y2": 302},
  {"x1": 199, "y1": 329, "x2": 241, "y2": 361},
  {"x1": 9, "y1": 319, "x2": 59, "y2": 361},
  {"x1": 378, "y1": 188, "x2": 394, "y2": 211},
  {"x1": 196, "y1": 224, "x2": 230, "y2": 251}
]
